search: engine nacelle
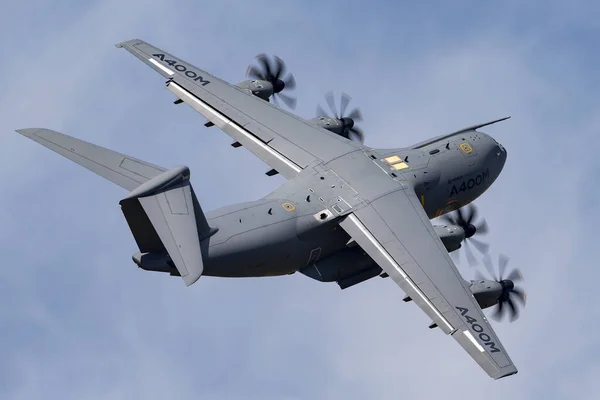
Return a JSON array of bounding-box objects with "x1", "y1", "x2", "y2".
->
[
  {"x1": 237, "y1": 79, "x2": 274, "y2": 101},
  {"x1": 469, "y1": 279, "x2": 502, "y2": 309},
  {"x1": 309, "y1": 116, "x2": 346, "y2": 135},
  {"x1": 433, "y1": 224, "x2": 465, "y2": 253}
]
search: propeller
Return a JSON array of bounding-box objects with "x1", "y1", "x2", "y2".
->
[
  {"x1": 442, "y1": 203, "x2": 489, "y2": 266},
  {"x1": 475, "y1": 254, "x2": 526, "y2": 322},
  {"x1": 316, "y1": 91, "x2": 364, "y2": 143},
  {"x1": 247, "y1": 54, "x2": 297, "y2": 109}
]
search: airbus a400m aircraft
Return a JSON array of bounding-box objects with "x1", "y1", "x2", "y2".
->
[{"x1": 16, "y1": 39, "x2": 525, "y2": 380}]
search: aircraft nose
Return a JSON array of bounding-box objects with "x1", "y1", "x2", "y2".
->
[
  {"x1": 486, "y1": 134, "x2": 506, "y2": 165},
  {"x1": 496, "y1": 142, "x2": 507, "y2": 165},
  {"x1": 498, "y1": 142, "x2": 507, "y2": 156},
  {"x1": 480, "y1": 133, "x2": 507, "y2": 174}
]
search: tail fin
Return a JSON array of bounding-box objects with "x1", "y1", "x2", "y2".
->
[
  {"x1": 16, "y1": 128, "x2": 215, "y2": 286},
  {"x1": 120, "y1": 166, "x2": 215, "y2": 286}
]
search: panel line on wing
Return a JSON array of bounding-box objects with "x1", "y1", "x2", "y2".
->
[
  {"x1": 168, "y1": 81, "x2": 302, "y2": 174},
  {"x1": 346, "y1": 214, "x2": 454, "y2": 332}
]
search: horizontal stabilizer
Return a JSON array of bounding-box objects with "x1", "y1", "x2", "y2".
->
[
  {"x1": 16, "y1": 128, "x2": 166, "y2": 191},
  {"x1": 120, "y1": 166, "x2": 208, "y2": 286},
  {"x1": 17, "y1": 127, "x2": 211, "y2": 287}
]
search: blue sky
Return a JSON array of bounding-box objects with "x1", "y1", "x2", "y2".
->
[{"x1": 1, "y1": 0, "x2": 599, "y2": 398}]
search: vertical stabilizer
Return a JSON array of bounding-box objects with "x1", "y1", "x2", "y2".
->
[{"x1": 120, "y1": 166, "x2": 214, "y2": 286}]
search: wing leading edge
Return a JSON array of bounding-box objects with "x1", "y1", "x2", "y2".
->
[
  {"x1": 116, "y1": 39, "x2": 362, "y2": 179},
  {"x1": 339, "y1": 187, "x2": 517, "y2": 379}
]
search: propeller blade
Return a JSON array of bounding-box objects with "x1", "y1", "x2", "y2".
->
[
  {"x1": 283, "y1": 73, "x2": 296, "y2": 90},
  {"x1": 482, "y1": 254, "x2": 497, "y2": 281},
  {"x1": 450, "y1": 250, "x2": 460, "y2": 264},
  {"x1": 511, "y1": 287, "x2": 527, "y2": 305},
  {"x1": 316, "y1": 104, "x2": 330, "y2": 118},
  {"x1": 348, "y1": 107, "x2": 363, "y2": 122},
  {"x1": 256, "y1": 54, "x2": 273, "y2": 80},
  {"x1": 498, "y1": 254, "x2": 510, "y2": 280},
  {"x1": 246, "y1": 65, "x2": 265, "y2": 80},
  {"x1": 475, "y1": 219, "x2": 489, "y2": 235},
  {"x1": 455, "y1": 207, "x2": 466, "y2": 226},
  {"x1": 507, "y1": 297, "x2": 519, "y2": 322},
  {"x1": 325, "y1": 92, "x2": 338, "y2": 119},
  {"x1": 340, "y1": 93, "x2": 351, "y2": 117},
  {"x1": 474, "y1": 270, "x2": 487, "y2": 281},
  {"x1": 468, "y1": 237, "x2": 489, "y2": 254},
  {"x1": 492, "y1": 301, "x2": 504, "y2": 321},
  {"x1": 349, "y1": 127, "x2": 365, "y2": 143},
  {"x1": 440, "y1": 214, "x2": 457, "y2": 225},
  {"x1": 466, "y1": 204, "x2": 478, "y2": 225},
  {"x1": 273, "y1": 56, "x2": 286, "y2": 79},
  {"x1": 277, "y1": 93, "x2": 297, "y2": 109},
  {"x1": 464, "y1": 240, "x2": 478, "y2": 267},
  {"x1": 507, "y1": 268, "x2": 523, "y2": 283}
]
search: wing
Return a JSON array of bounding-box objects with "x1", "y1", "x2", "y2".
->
[
  {"x1": 116, "y1": 39, "x2": 361, "y2": 179},
  {"x1": 339, "y1": 186, "x2": 517, "y2": 379},
  {"x1": 16, "y1": 128, "x2": 166, "y2": 191}
]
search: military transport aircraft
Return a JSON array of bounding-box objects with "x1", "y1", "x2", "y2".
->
[{"x1": 15, "y1": 39, "x2": 524, "y2": 380}]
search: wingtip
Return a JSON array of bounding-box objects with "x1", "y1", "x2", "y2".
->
[
  {"x1": 16, "y1": 128, "x2": 44, "y2": 137},
  {"x1": 182, "y1": 266, "x2": 203, "y2": 287},
  {"x1": 495, "y1": 368, "x2": 518, "y2": 380},
  {"x1": 183, "y1": 273, "x2": 202, "y2": 287},
  {"x1": 115, "y1": 39, "x2": 142, "y2": 48}
]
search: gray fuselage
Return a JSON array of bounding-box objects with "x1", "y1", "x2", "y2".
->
[{"x1": 201, "y1": 130, "x2": 507, "y2": 279}]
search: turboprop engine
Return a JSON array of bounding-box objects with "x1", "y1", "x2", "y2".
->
[{"x1": 469, "y1": 255, "x2": 527, "y2": 322}]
